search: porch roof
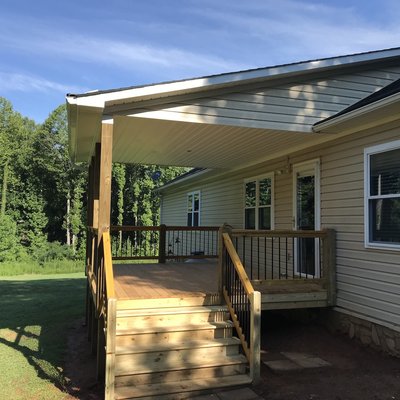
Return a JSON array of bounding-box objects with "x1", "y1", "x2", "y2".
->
[{"x1": 66, "y1": 47, "x2": 400, "y2": 168}]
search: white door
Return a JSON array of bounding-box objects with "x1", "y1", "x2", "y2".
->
[{"x1": 293, "y1": 160, "x2": 320, "y2": 277}]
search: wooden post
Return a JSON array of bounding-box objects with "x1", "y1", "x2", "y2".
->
[
  {"x1": 250, "y1": 290, "x2": 261, "y2": 383},
  {"x1": 323, "y1": 229, "x2": 336, "y2": 306},
  {"x1": 96, "y1": 122, "x2": 114, "y2": 380},
  {"x1": 218, "y1": 224, "x2": 232, "y2": 295},
  {"x1": 105, "y1": 298, "x2": 117, "y2": 400},
  {"x1": 158, "y1": 224, "x2": 167, "y2": 263}
]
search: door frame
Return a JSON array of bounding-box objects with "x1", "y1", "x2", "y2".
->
[{"x1": 292, "y1": 159, "x2": 321, "y2": 277}]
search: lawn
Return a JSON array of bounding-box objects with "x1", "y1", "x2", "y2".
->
[{"x1": 0, "y1": 273, "x2": 86, "y2": 400}]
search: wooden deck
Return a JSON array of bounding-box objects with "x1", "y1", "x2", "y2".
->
[
  {"x1": 113, "y1": 261, "x2": 329, "y2": 310},
  {"x1": 113, "y1": 260, "x2": 219, "y2": 299}
]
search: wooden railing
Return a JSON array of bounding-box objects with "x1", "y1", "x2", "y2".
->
[
  {"x1": 110, "y1": 225, "x2": 219, "y2": 262},
  {"x1": 86, "y1": 227, "x2": 116, "y2": 400},
  {"x1": 221, "y1": 232, "x2": 261, "y2": 381},
  {"x1": 230, "y1": 229, "x2": 336, "y2": 305}
]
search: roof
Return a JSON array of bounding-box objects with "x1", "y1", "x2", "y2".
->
[
  {"x1": 66, "y1": 47, "x2": 400, "y2": 109},
  {"x1": 157, "y1": 168, "x2": 207, "y2": 191},
  {"x1": 314, "y1": 78, "x2": 400, "y2": 127}
]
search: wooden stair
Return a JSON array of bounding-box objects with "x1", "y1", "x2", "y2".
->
[{"x1": 112, "y1": 296, "x2": 251, "y2": 399}]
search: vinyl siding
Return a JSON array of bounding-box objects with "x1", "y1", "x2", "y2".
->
[
  {"x1": 160, "y1": 124, "x2": 400, "y2": 328},
  {"x1": 135, "y1": 66, "x2": 400, "y2": 132}
]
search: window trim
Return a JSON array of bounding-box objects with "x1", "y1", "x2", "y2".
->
[
  {"x1": 243, "y1": 173, "x2": 274, "y2": 230},
  {"x1": 364, "y1": 139, "x2": 400, "y2": 251},
  {"x1": 187, "y1": 190, "x2": 201, "y2": 227}
]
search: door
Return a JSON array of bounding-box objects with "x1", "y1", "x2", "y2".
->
[{"x1": 293, "y1": 160, "x2": 320, "y2": 277}]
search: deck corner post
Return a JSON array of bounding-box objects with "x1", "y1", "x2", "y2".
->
[
  {"x1": 158, "y1": 224, "x2": 167, "y2": 263},
  {"x1": 250, "y1": 290, "x2": 261, "y2": 383},
  {"x1": 324, "y1": 229, "x2": 336, "y2": 306},
  {"x1": 218, "y1": 223, "x2": 233, "y2": 294},
  {"x1": 105, "y1": 297, "x2": 117, "y2": 400}
]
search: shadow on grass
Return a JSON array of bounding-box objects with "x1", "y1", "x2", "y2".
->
[{"x1": 0, "y1": 276, "x2": 86, "y2": 397}]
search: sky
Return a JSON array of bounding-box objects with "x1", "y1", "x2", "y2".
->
[{"x1": 1, "y1": 0, "x2": 400, "y2": 123}]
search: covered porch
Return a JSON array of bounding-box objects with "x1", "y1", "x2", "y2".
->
[{"x1": 67, "y1": 75, "x2": 337, "y2": 399}]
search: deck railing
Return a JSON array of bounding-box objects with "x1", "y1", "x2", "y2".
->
[
  {"x1": 110, "y1": 225, "x2": 219, "y2": 262},
  {"x1": 230, "y1": 229, "x2": 336, "y2": 304},
  {"x1": 86, "y1": 227, "x2": 116, "y2": 400},
  {"x1": 220, "y1": 231, "x2": 261, "y2": 381}
]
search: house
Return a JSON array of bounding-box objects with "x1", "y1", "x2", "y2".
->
[{"x1": 67, "y1": 47, "x2": 400, "y2": 399}]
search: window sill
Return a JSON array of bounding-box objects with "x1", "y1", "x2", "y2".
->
[{"x1": 364, "y1": 243, "x2": 400, "y2": 252}]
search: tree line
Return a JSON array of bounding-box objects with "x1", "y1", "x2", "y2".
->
[{"x1": 0, "y1": 98, "x2": 186, "y2": 263}]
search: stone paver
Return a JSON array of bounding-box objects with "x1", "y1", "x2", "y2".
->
[
  {"x1": 191, "y1": 394, "x2": 220, "y2": 400},
  {"x1": 216, "y1": 387, "x2": 261, "y2": 400},
  {"x1": 263, "y1": 358, "x2": 302, "y2": 371},
  {"x1": 282, "y1": 352, "x2": 331, "y2": 368}
]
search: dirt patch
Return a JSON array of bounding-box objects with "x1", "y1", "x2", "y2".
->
[
  {"x1": 63, "y1": 319, "x2": 104, "y2": 400},
  {"x1": 253, "y1": 311, "x2": 400, "y2": 400}
]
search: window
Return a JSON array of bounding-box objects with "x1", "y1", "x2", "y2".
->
[
  {"x1": 244, "y1": 175, "x2": 273, "y2": 229},
  {"x1": 365, "y1": 140, "x2": 400, "y2": 249},
  {"x1": 187, "y1": 191, "x2": 200, "y2": 226}
]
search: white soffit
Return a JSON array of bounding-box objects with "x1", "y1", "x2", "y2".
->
[{"x1": 112, "y1": 115, "x2": 321, "y2": 168}]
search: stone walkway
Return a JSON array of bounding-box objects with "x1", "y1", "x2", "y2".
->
[
  {"x1": 192, "y1": 387, "x2": 264, "y2": 400},
  {"x1": 262, "y1": 350, "x2": 331, "y2": 371}
]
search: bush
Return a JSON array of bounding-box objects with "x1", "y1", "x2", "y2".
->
[
  {"x1": 32, "y1": 241, "x2": 75, "y2": 264},
  {"x1": 0, "y1": 215, "x2": 22, "y2": 262}
]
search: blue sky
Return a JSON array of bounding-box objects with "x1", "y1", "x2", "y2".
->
[{"x1": 1, "y1": 0, "x2": 399, "y2": 122}]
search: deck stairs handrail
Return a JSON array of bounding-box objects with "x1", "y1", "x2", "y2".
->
[
  {"x1": 86, "y1": 227, "x2": 117, "y2": 399},
  {"x1": 221, "y1": 232, "x2": 261, "y2": 382}
]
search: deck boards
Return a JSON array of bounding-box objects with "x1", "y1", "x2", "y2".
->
[
  {"x1": 113, "y1": 261, "x2": 328, "y2": 310},
  {"x1": 113, "y1": 261, "x2": 219, "y2": 299}
]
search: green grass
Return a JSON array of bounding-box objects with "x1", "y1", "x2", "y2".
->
[
  {"x1": 0, "y1": 273, "x2": 86, "y2": 400},
  {"x1": 0, "y1": 260, "x2": 84, "y2": 276}
]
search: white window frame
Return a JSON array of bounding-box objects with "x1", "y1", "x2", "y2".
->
[
  {"x1": 187, "y1": 190, "x2": 201, "y2": 227},
  {"x1": 364, "y1": 139, "x2": 400, "y2": 251},
  {"x1": 243, "y1": 173, "x2": 274, "y2": 230}
]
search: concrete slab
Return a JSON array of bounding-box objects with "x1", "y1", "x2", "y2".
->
[
  {"x1": 191, "y1": 394, "x2": 219, "y2": 400},
  {"x1": 216, "y1": 387, "x2": 261, "y2": 400},
  {"x1": 293, "y1": 357, "x2": 331, "y2": 368},
  {"x1": 263, "y1": 359, "x2": 302, "y2": 371},
  {"x1": 282, "y1": 352, "x2": 331, "y2": 368}
]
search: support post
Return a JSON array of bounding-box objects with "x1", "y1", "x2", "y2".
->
[
  {"x1": 96, "y1": 122, "x2": 114, "y2": 380},
  {"x1": 158, "y1": 224, "x2": 167, "y2": 263},
  {"x1": 105, "y1": 298, "x2": 117, "y2": 400},
  {"x1": 324, "y1": 229, "x2": 336, "y2": 306},
  {"x1": 250, "y1": 290, "x2": 261, "y2": 383}
]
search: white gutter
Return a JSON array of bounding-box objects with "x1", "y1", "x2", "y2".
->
[{"x1": 312, "y1": 91, "x2": 400, "y2": 133}]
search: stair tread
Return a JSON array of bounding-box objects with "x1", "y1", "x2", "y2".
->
[
  {"x1": 117, "y1": 305, "x2": 228, "y2": 317},
  {"x1": 115, "y1": 373, "x2": 252, "y2": 399},
  {"x1": 116, "y1": 337, "x2": 241, "y2": 355},
  {"x1": 115, "y1": 353, "x2": 248, "y2": 375},
  {"x1": 116, "y1": 320, "x2": 233, "y2": 336}
]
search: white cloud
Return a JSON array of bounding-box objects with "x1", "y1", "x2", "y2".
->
[
  {"x1": 0, "y1": 25, "x2": 250, "y2": 76},
  {"x1": 0, "y1": 72, "x2": 87, "y2": 94}
]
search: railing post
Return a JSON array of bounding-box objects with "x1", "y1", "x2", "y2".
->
[
  {"x1": 158, "y1": 224, "x2": 167, "y2": 264},
  {"x1": 218, "y1": 224, "x2": 232, "y2": 295},
  {"x1": 323, "y1": 229, "x2": 336, "y2": 306},
  {"x1": 250, "y1": 290, "x2": 261, "y2": 382}
]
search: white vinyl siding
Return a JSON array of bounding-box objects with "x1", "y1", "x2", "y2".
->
[
  {"x1": 132, "y1": 66, "x2": 400, "y2": 132},
  {"x1": 160, "y1": 124, "x2": 400, "y2": 328}
]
